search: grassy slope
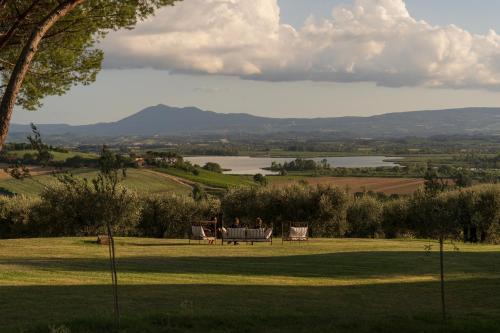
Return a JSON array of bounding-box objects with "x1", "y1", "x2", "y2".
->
[
  {"x1": 0, "y1": 238, "x2": 499, "y2": 332},
  {"x1": 155, "y1": 167, "x2": 256, "y2": 189},
  {"x1": 0, "y1": 169, "x2": 190, "y2": 196},
  {"x1": 5, "y1": 150, "x2": 97, "y2": 161}
]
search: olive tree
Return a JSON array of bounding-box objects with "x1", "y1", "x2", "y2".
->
[{"x1": 408, "y1": 190, "x2": 462, "y2": 320}]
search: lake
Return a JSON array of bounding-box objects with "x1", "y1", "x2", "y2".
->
[{"x1": 185, "y1": 156, "x2": 401, "y2": 175}]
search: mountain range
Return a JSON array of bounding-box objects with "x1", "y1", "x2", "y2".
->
[{"x1": 9, "y1": 105, "x2": 500, "y2": 139}]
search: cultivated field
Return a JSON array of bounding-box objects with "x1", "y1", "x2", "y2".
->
[
  {"x1": 0, "y1": 238, "x2": 499, "y2": 332},
  {"x1": 0, "y1": 169, "x2": 191, "y2": 196},
  {"x1": 269, "y1": 176, "x2": 425, "y2": 194}
]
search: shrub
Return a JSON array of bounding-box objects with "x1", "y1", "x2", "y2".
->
[
  {"x1": 381, "y1": 198, "x2": 409, "y2": 238},
  {"x1": 138, "y1": 194, "x2": 220, "y2": 238},
  {"x1": 202, "y1": 162, "x2": 223, "y2": 173},
  {"x1": 34, "y1": 179, "x2": 141, "y2": 237},
  {"x1": 347, "y1": 195, "x2": 383, "y2": 238},
  {"x1": 221, "y1": 184, "x2": 349, "y2": 237},
  {"x1": 0, "y1": 195, "x2": 39, "y2": 238}
]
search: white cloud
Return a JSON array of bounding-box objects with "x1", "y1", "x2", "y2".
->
[{"x1": 102, "y1": 0, "x2": 500, "y2": 89}]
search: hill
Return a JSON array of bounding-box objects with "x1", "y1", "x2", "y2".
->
[{"x1": 9, "y1": 105, "x2": 500, "y2": 138}]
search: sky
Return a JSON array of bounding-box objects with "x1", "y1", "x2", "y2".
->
[{"x1": 12, "y1": 0, "x2": 500, "y2": 125}]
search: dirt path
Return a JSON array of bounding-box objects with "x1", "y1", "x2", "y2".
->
[{"x1": 142, "y1": 169, "x2": 195, "y2": 189}]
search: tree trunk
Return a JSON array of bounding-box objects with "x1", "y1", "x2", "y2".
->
[
  {"x1": 0, "y1": 0, "x2": 85, "y2": 149},
  {"x1": 439, "y1": 235, "x2": 446, "y2": 321},
  {"x1": 106, "y1": 223, "x2": 120, "y2": 329}
]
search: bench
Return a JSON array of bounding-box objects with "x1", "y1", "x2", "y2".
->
[
  {"x1": 282, "y1": 223, "x2": 309, "y2": 244},
  {"x1": 222, "y1": 227, "x2": 273, "y2": 245},
  {"x1": 189, "y1": 221, "x2": 217, "y2": 245}
]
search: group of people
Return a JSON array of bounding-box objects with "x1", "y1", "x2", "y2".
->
[
  {"x1": 228, "y1": 217, "x2": 266, "y2": 245},
  {"x1": 230, "y1": 217, "x2": 265, "y2": 229},
  {"x1": 200, "y1": 217, "x2": 267, "y2": 245}
]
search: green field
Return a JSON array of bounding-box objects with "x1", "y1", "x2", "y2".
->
[
  {"x1": 155, "y1": 167, "x2": 256, "y2": 189},
  {"x1": 0, "y1": 169, "x2": 190, "y2": 196},
  {"x1": 0, "y1": 238, "x2": 499, "y2": 332},
  {"x1": 4, "y1": 149, "x2": 98, "y2": 161}
]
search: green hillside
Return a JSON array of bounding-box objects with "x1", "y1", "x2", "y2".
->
[
  {"x1": 0, "y1": 169, "x2": 190, "y2": 196},
  {"x1": 154, "y1": 167, "x2": 256, "y2": 189}
]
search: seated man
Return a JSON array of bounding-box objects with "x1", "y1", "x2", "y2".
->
[
  {"x1": 254, "y1": 217, "x2": 265, "y2": 229},
  {"x1": 251, "y1": 217, "x2": 265, "y2": 245}
]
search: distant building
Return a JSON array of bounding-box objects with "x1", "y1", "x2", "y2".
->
[{"x1": 134, "y1": 157, "x2": 146, "y2": 168}]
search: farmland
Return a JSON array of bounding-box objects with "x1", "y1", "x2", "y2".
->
[
  {"x1": 0, "y1": 168, "x2": 191, "y2": 196},
  {"x1": 0, "y1": 165, "x2": 428, "y2": 196},
  {"x1": 2, "y1": 149, "x2": 97, "y2": 161},
  {"x1": 268, "y1": 176, "x2": 425, "y2": 195},
  {"x1": 0, "y1": 237, "x2": 499, "y2": 332}
]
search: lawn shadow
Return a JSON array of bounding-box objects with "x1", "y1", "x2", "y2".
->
[
  {"x1": 1, "y1": 280, "x2": 500, "y2": 333},
  {"x1": 2, "y1": 251, "x2": 500, "y2": 279}
]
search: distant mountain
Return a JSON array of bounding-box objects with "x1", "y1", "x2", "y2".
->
[{"x1": 9, "y1": 105, "x2": 500, "y2": 139}]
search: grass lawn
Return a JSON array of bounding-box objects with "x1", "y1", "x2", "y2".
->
[
  {"x1": 0, "y1": 238, "x2": 499, "y2": 332},
  {"x1": 0, "y1": 169, "x2": 190, "y2": 196}
]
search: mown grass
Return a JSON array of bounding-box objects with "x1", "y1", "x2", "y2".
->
[
  {"x1": 155, "y1": 167, "x2": 256, "y2": 189},
  {"x1": 0, "y1": 169, "x2": 190, "y2": 196},
  {"x1": 0, "y1": 238, "x2": 499, "y2": 332}
]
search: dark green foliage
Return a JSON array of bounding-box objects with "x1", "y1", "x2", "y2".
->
[
  {"x1": 27, "y1": 124, "x2": 53, "y2": 166},
  {"x1": 347, "y1": 196, "x2": 383, "y2": 238},
  {"x1": 192, "y1": 183, "x2": 207, "y2": 201},
  {"x1": 221, "y1": 185, "x2": 349, "y2": 237},
  {"x1": 202, "y1": 162, "x2": 223, "y2": 173},
  {"x1": 253, "y1": 173, "x2": 268, "y2": 186},
  {"x1": 270, "y1": 158, "x2": 329, "y2": 172},
  {"x1": 0, "y1": 195, "x2": 39, "y2": 237},
  {"x1": 0, "y1": 183, "x2": 499, "y2": 242},
  {"x1": 382, "y1": 198, "x2": 409, "y2": 238},
  {"x1": 137, "y1": 194, "x2": 220, "y2": 238},
  {"x1": 424, "y1": 167, "x2": 448, "y2": 194},
  {"x1": 453, "y1": 169, "x2": 473, "y2": 188},
  {"x1": 34, "y1": 174, "x2": 140, "y2": 236}
]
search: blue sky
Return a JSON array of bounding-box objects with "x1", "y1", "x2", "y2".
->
[
  {"x1": 13, "y1": 0, "x2": 500, "y2": 125},
  {"x1": 281, "y1": 0, "x2": 500, "y2": 33}
]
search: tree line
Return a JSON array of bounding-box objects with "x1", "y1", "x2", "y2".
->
[{"x1": 1, "y1": 182, "x2": 499, "y2": 244}]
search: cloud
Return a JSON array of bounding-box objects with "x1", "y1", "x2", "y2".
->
[{"x1": 102, "y1": 0, "x2": 500, "y2": 89}]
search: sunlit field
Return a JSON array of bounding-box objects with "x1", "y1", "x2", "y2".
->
[{"x1": 1, "y1": 238, "x2": 499, "y2": 332}]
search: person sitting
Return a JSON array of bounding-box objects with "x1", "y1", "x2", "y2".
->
[
  {"x1": 251, "y1": 217, "x2": 265, "y2": 245},
  {"x1": 203, "y1": 217, "x2": 217, "y2": 245},
  {"x1": 229, "y1": 217, "x2": 242, "y2": 245}
]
